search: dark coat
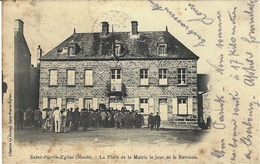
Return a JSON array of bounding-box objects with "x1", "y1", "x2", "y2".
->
[
  {"x1": 81, "y1": 112, "x2": 89, "y2": 127},
  {"x1": 74, "y1": 111, "x2": 80, "y2": 122},
  {"x1": 154, "y1": 115, "x2": 161, "y2": 123},
  {"x1": 148, "y1": 115, "x2": 154, "y2": 123},
  {"x1": 67, "y1": 111, "x2": 74, "y2": 121}
]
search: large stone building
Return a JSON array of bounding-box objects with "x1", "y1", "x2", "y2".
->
[
  {"x1": 14, "y1": 19, "x2": 40, "y2": 110},
  {"x1": 39, "y1": 21, "x2": 199, "y2": 126}
]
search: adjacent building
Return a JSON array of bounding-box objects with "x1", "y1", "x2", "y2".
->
[
  {"x1": 39, "y1": 21, "x2": 199, "y2": 126},
  {"x1": 14, "y1": 19, "x2": 40, "y2": 110}
]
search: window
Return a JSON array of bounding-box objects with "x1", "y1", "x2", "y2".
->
[
  {"x1": 140, "y1": 98, "x2": 149, "y2": 114},
  {"x1": 49, "y1": 70, "x2": 58, "y2": 86},
  {"x1": 159, "y1": 45, "x2": 166, "y2": 55},
  {"x1": 157, "y1": 43, "x2": 167, "y2": 55},
  {"x1": 140, "y1": 69, "x2": 148, "y2": 85},
  {"x1": 111, "y1": 69, "x2": 122, "y2": 91},
  {"x1": 111, "y1": 69, "x2": 121, "y2": 79},
  {"x1": 84, "y1": 98, "x2": 93, "y2": 109},
  {"x1": 67, "y1": 69, "x2": 75, "y2": 85},
  {"x1": 68, "y1": 45, "x2": 75, "y2": 56},
  {"x1": 115, "y1": 45, "x2": 121, "y2": 56},
  {"x1": 178, "y1": 68, "x2": 187, "y2": 85},
  {"x1": 159, "y1": 69, "x2": 167, "y2": 85},
  {"x1": 48, "y1": 98, "x2": 57, "y2": 109},
  {"x1": 178, "y1": 98, "x2": 187, "y2": 115},
  {"x1": 85, "y1": 70, "x2": 93, "y2": 86}
]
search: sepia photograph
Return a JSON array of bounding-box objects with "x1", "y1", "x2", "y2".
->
[{"x1": 2, "y1": 0, "x2": 259, "y2": 163}]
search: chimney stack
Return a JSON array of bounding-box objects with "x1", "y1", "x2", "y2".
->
[
  {"x1": 131, "y1": 21, "x2": 138, "y2": 35},
  {"x1": 102, "y1": 22, "x2": 109, "y2": 36},
  {"x1": 14, "y1": 19, "x2": 24, "y2": 34},
  {"x1": 37, "y1": 45, "x2": 42, "y2": 66}
]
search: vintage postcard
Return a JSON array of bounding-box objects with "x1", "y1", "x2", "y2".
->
[{"x1": 2, "y1": 0, "x2": 260, "y2": 163}]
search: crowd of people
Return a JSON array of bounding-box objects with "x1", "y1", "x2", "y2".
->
[{"x1": 14, "y1": 107, "x2": 158, "y2": 133}]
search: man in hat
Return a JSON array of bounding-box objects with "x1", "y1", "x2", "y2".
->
[
  {"x1": 148, "y1": 113, "x2": 155, "y2": 130},
  {"x1": 154, "y1": 112, "x2": 161, "y2": 130},
  {"x1": 53, "y1": 107, "x2": 61, "y2": 133},
  {"x1": 74, "y1": 107, "x2": 80, "y2": 130}
]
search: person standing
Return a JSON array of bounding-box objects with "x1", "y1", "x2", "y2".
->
[
  {"x1": 124, "y1": 111, "x2": 131, "y2": 129},
  {"x1": 53, "y1": 107, "x2": 61, "y2": 133},
  {"x1": 100, "y1": 111, "x2": 107, "y2": 128},
  {"x1": 81, "y1": 109, "x2": 89, "y2": 131},
  {"x1": 66, "y1": 108, "x2": 74, "y2": 131},
  {"x1": 148, "y1": 113, "x2": 155, "y2": 130},
  {"x1": 74, "y1": 107, "x2": 80, "y2": 130},
  {"x1": 48, "y1": 108, "x2": 54, "y2": 132},
  {"x1": 41, "y1": 108, "x2": 48, "y2": 131},
  {"x1": 154, "y1": 112, "x2": 161, "y2": 130},
  {"x1": 60, "y1": 108, "x2": 67, "y2": 132}
]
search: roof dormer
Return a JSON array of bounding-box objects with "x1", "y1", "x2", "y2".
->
[
  {"x1": 157, "y1": 37, "x2": 168, "y2": 56},
  {"x1": 68, "y1": 40, "x2": 77, "y2": 56}
]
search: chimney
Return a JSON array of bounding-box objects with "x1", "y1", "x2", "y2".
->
[
  {"x1": 131, "y1": 21, "x2": 138, "y2": 35},
  {"x1": 14, "y1": 19, "x2": 24, "y2": 34},
  {"x1": 102, "y1": 22, "x2": 109, "y2": 36},
  {"x1": 37, "y1": 45, "x2": 42, "y2": 66}
]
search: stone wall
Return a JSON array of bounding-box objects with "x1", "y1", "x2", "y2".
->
[{"x1": 39, "y1": 59, "x2": 198, "y2": 120}]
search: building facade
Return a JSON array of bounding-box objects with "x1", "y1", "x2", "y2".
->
[{"x1": 39, "y1": 21, "x2": 199, "y2": 126}]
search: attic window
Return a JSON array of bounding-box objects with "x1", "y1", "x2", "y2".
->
[
  {"x1": 114, "y1": 44, "x2": 121, "y2": 56},
  {"x1": 157, "y1": 43, "x2": 167, "y2": 55},
  {"x1": 68, "y1": 45, "x2": 75, "y2": 56}
]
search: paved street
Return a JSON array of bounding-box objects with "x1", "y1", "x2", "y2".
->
[{"x1": 14, "y1": 127, "x2": 208, "y2": 146}]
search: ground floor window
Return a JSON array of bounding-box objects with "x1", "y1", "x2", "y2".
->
[
  {"x1": 140, "y1": 98, "x2": 149, "y2": 114},
  {"x1": 84, "y1": 98, "x2": 93, "y2": 109},
  {"x1": 178, "y1": 98, "x2": 188, "y2": 115},
  {"x1": 48, "y1": 98, "x2": 57, "y2": 109}
]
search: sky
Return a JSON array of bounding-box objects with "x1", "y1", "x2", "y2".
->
[{"x1": 3, "y1": 0, "x2": 258, "y2": 75}]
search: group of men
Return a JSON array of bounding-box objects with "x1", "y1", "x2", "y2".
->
[
  {"x1": 15, "y1": 107, "x2": 163, "y2": 132},
  {"x1": 148, "y1": 112, "x2": 161, "y2": 130}
]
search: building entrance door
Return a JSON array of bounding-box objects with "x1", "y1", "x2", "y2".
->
[
  {"x1": 159, "y1": 98, "x2": 168, "y2": 121},
  {"x1": 109, "y1": 98, "x2": 123, "y2": 110}
]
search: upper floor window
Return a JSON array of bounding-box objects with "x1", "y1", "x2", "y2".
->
[
  {"x1": 85, "y1": 70, "x2": 93, "y2": 86},
  {"x1": 159, "y1": 69, "x2": 167, "y2": 85},
  {"x1": 67, "y1": 69, "x2": 75, "y2": 85},
  {"x1": 49, "y1": 69, "x2": 58, "y2": 86},
  {"x1": 140, "y1": 69, "x2": 149, "y2": 85},
  {"x1": 178, "y1": 68, "x2": 187, "y2": 85},
  {"x1": 111, "y1": 69, "x2": 121, "y2": 80}
]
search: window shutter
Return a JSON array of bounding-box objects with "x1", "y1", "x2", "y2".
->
[
  {"x1": 43, "y1": 98, "x2": 48, "y2": 109},
  {"x1": 93, "y1": 98, "x2": 98, "y2": 110},
  {"x1": 172, "y1": 98, "x2": 177, "y2": 114},
  {"x1": 85, "y1": 70, "x2": 93, "y2": 85},
  {"x1": 78, "y1": 98, "x2": 83, "y2": 110},
  {"x1": 188, "y1": 98, "x2": 193, "y2": 114},
  {"x1": 134, "y1": 98, "x2": 139, "y2": 111},
  {"x1": 149, "y1": 98, "x2": 154, "y2": 114},
  {"x1": 57, "y1": 98, "x2": 62, "y2": 109}
]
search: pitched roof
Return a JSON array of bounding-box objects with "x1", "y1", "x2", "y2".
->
[{"x1": 41, "y1": 31, "x2": 199, "y2": 60}]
